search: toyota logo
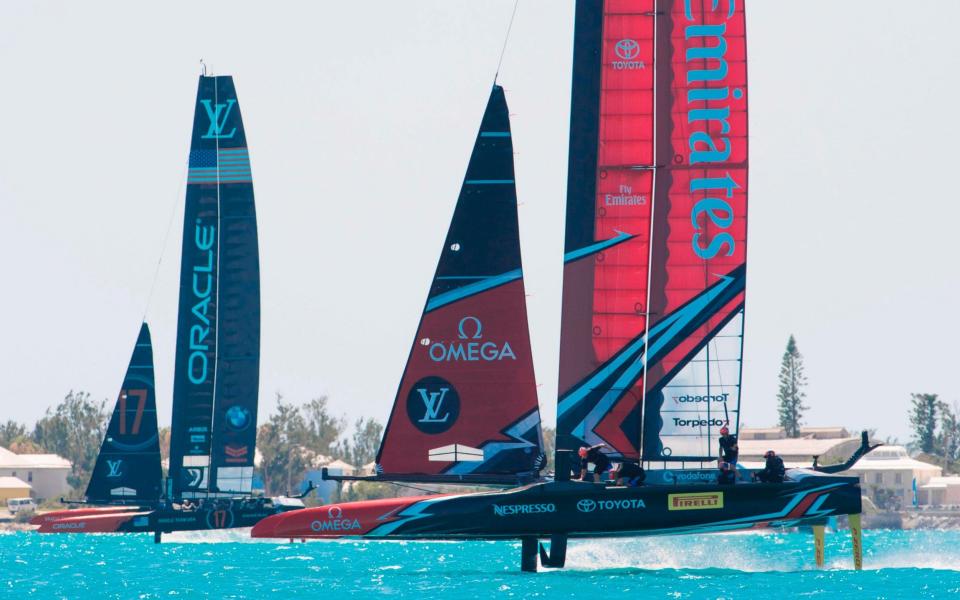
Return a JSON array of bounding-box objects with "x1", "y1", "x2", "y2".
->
[
  {"x1": 327, "y1": 505, "x2": 343, "y2": 519},
  {"x1": 576, "y1": 499, "x2": 596, "y2": 513},
  {"x1": 614, "y1": 39, "x2": 640, "y2": 60}
]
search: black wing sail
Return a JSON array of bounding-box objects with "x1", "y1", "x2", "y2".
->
[
  {"x1": 208, "y1": 76, "x2": 260, "y2": 495},
  {"x1": 86, "y1": 323, "x2": 162, "y2": 504},
  {"x1": 169, "y1": 75, "x2": 259, "y2": 498}
]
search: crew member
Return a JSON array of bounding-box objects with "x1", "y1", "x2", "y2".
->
[
  {"x1": 718, "y1": 425, "x2": 739, "y2": 466},
  {"x1": 578, "y1": 444, "x2": 611, "y2": 482},
  {"x1": 717, "y1": 460, "x2": 736, "y2": 485},
  {"x1": 614, "y1": 461, "x2": 646, "y2": 487},
  {"x1": 753, "y1": 450, "x2": 786, "y2": 483}
]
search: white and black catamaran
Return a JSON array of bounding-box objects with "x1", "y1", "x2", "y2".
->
[{"x1": 252, "y1": 0, "x2": 872, "y2": 572}]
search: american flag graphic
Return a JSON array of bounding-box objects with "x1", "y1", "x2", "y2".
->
[{"x1": 187, "y1": 148, "x2": 252, "y2": 184}]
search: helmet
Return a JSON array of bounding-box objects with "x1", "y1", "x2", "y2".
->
[
  {"x1": 720, "y1": 425, "x2": 729, "y2": 435},
  {"x1": 764, "y1": 450, "x2": 776, "y2": 458},
  {"x1": 578, "y1": 447, "x2": 589, "y2": 458}
]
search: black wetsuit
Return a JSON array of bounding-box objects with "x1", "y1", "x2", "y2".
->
[
  {"x1": 581, "y1": 447, "x2": 611, "y2": 479},
  {"x1": 719, "y1": 434, "x2": 739, "y2": 464},
  {"x1": 717, "y1": 467, "x2": 736, "y2": 485},
  {"x1": 617, "y1": 462, "x2": 645, "y2": 486},
  {"x1": 755, "y1": 455, "x2": 786, "y2": 483}
]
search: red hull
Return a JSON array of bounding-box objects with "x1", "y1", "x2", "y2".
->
[{"x1": 29, "y1": 506, "x2": 142, "y2": 526}]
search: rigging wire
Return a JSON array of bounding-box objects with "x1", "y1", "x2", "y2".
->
[
  {"x1": 141, "y1": 166, "x2": 187, "y2": 323},
  {"x1": 494, "y1": 0, "x2": 521, "y2": 84},
  {"x1": 389, "y1": 482, "x2": 443, "y2": 495}
]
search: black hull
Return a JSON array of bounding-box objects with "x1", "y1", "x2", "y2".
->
[{"x1": 253, "y1": 470, "x2": 862, "y2": 540}]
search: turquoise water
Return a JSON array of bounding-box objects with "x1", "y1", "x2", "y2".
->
[{"x1": 3, "y1": 529, "x2": 960, "y2": 598}]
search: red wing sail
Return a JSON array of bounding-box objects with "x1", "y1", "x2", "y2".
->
[
  {"x1": 557, "y1": 0, "x2": 747, "y2": 463},
  {"x1": 557, "y1": 1, "x2": 657, "y2": 459},
  {"x1": 375, "y1": 86, "x2": 543, "y2": 478}
]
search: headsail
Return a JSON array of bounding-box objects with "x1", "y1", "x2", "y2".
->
[
  {"x1": 376, "y1": 85, "x2": 544, "y2": 478},
  {"x1": 86, "y1": 323, "x2": 162, "y2": 503},
  {"x1": 556, "y1": 0, "x2": 748, "y2": 463},
  {"x1": 169, "y1": 75, "x2": 260, "y2": 498}
]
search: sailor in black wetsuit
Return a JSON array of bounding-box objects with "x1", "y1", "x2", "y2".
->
[
  {"x1": 717, "y1": 460, "x2": 736, "y2": 485},
  {"x1": 614, "y1": 461, "x2": 646, "y2": 487},
  {"x1": 578, "y1": 444, "x2": 611, "y2": 482},
  {"x1": 718, "y1": 425, "x2": 739, "y2": 466},
  {"x1": 753, "y1": 450, "x2": 786, "y2": 483}
]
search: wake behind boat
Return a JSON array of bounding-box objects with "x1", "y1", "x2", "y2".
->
[{"x1": 253, "y1": 0, "x2": 870, "y2": 572}]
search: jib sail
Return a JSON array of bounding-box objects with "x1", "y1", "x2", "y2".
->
[
  {"x1": 169, "y1": 75, "x2": 260, "y2": 498},
  {"x1": 376, "y1": 85, "x2": 544, "y2": 478},
  {"x1": 556, "y1": 0, "x2": 747, "y2": 463},
  {"x1": 86, "y1": 323, "x2": 162, "y2": 503}
]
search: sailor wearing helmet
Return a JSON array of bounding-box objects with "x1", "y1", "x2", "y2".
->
[
  {"x1": 718, "y1": 425, "x2": 739, "y2": 467},
  {"x1": 578, "y1": 444, "x2": 611, "y2": 482}
]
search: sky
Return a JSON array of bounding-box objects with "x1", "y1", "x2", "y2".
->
[{"x1": 1, "y1": 1, "x2": 958, "y2": 445}]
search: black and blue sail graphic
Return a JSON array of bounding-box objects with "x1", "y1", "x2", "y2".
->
[
  {"x1": 170, "y1": 75, "x2": 259, "y2": 498},
  {"x1": 557, "y1": 265, "x2": 745, "y2": 457},
  {"x1": 86, "y1": 323, "x2": 162, "y2": 503},
  {"x1": 376, "y1": 85, "x2": 544, "y2": 478}
]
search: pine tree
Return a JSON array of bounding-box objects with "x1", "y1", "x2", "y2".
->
[
  {"x1": 909, "y1": 393, "x2": 939, "y2": 454},
  {"x1": 776, "y1": 335, "x2": 808, "y2": 438}
]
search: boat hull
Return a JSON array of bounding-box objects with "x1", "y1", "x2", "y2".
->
[
  {"x1": 37, "y1": 498, "x2": 303, "y2": 534},
  {"x1": 251, "y1": 471, "x2": 861, "y2": 540},
  {"x1": 29, "y1": 506, "x2": 143, "y2": 526}
]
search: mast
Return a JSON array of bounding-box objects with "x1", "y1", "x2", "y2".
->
[
  {"x1": 374, "y1": 85, "x2": 544, "y2": 481},
  {"x1": 169, "y1": 75, "x2": 259, "y2": 498}
]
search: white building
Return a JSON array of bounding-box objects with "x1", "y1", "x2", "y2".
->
[
  {"x1": 919, "y1": 476, "x2": 960, "y2": 506},
  {"x1": 845, "y1": 446, "x2": 942, "y2": 508},
  {"x1": 0, "y1": 447, "x2": 71, "y2": 501}
]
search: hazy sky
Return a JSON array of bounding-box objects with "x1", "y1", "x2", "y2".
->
[{"x1": 1, "y1": 1, "x2": 957, "y2": 444}]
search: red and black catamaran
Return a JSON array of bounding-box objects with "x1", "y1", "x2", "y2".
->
[
  {"x1": 252, "y1": 0, "x2": 870, "y2": 571},
  {"x1": 37, "y1": 75, "x2": 303, "y2": 539}
]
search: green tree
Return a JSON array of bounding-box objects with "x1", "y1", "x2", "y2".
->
[
  {"x1": 300, "y1": 396, "x2": 345, "y2": 456},
  {"x1": 936, "y1": 401, "x2": 960, "y2": 464},
  {"x1": 341, "y1": 417, "x2": 383, "y2": 470},
  {"x1": 32, "y1": 391, "x2": 107, "y2": 491},
  {"x1": 0, "y1": 420, "x2": 29, "y2": 449},
  {"x1": 257, "y1": 395, "x2": 309, "y2": 496},
  {"x1": 776, "y1": 335, "x2": 808, "y2": 438},
  {"x1": 909, "y1": 393, "x2": 939, "y2": 454},
  {"x1": 542, "y1": 426, "x2": 556, "y2": 472}
]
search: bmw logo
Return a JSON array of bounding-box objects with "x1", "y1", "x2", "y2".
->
[
  {"x1": 577, "y1": 499, "x2": 597, "y2": 513},
  {"x1": 225, "y1": 405, "x2": 251, "y2": 431}
]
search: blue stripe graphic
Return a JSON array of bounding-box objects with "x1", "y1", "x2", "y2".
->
[
  {"x1": 564, "y1": 231, "x2": 634, "y2": 263},
  {"x1": 425, "y1": 268, "x2": 522, "y2": 312}
]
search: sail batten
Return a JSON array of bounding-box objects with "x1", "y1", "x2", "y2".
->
[
  {"x1": 557, "y1": 0, "x2": 748, "y2": 464},
  {"x1": 375, "y1": 85, "x2": 544, "y2": 479}
]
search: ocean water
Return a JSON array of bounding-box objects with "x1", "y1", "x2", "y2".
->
[{"x1": 3, "y1": 529, "x2": 960, "y2": 599}]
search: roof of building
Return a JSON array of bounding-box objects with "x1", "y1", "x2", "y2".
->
[
  {"x1": 847, "y1": 446, "x2": 942, "y2": 473},
  {"x1": 738, "y1": 436, "x2": 860, "y2": 459},
  {"x1": 0, "y1": 476, "x2": 32, "y2": 490},
  {"x1": 0, "y1": 446, "x2": 71, "y2": 469}
]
